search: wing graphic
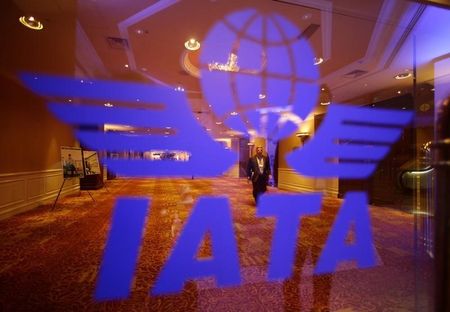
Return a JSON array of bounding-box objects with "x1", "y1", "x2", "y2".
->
[
  {"x1": 287, "y1": 104, "x2": 413, "y2": 179},
  {"x1": 21, "y1": 73, "x2": 236, "y2": 177}
]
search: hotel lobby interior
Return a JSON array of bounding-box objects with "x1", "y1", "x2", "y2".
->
[{"x1": 1, "y1": 0, "x2": 450, "y2": 311}]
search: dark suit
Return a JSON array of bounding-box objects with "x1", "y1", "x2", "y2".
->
[{"x1": 247, "y1": 155, "x2": 271, "y2": 202}]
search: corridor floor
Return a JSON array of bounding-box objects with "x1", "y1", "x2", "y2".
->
[{"x1": 0, "y1": 177, "x2": 417, "y2": 311}]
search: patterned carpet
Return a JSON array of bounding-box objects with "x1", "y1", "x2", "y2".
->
[{"x1": 0, "y1": 177, "x2": 416, "y2": 311}]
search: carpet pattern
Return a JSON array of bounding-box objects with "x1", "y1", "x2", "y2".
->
[{"x1": 0, "y1": 178, "x2": 416, "y2": 311}]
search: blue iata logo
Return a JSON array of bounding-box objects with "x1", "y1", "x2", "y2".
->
[
  {"x1": 20, "y1": 8, "x2": 413, "y2": 302},
  {"x1": 20, "y1": 73, "x2": 236, "y2": 177}
]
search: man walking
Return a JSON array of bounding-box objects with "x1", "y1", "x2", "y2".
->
[{"x1": 247, "y1": 146, "x2": 271, "y2": 204}]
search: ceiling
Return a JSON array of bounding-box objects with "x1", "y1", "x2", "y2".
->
[{"x1": 8, "y1": 0, "x2": 450, "y2": 139}]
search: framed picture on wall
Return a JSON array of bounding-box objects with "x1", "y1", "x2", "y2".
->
[
  {"x1": 82, "y1": 150, "x2": 101, "y2": 176},
  {"x1": 61, "y1": 146, "x2": 84, "y2": 179}
]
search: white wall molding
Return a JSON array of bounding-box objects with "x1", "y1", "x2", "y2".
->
[{"x1": 0, "y1": 169, "x2": 79, "y2": 220}]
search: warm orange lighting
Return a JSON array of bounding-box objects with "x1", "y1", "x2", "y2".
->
[
  {"x1": 296, "y1": 132, "x2": 310, "y2": 137},
  {"x1": 314, "y1": 57, "x2": 323, "y2": 65},
  {"x1": 394, "y1": 72, "x2": 412, "y2": 80},
  {"x1": 208, "y1": 53, "x2": 240, "y2": 72},
  {"x1": 19, "y1": 15, "x2": 43, "y2": 30},
  {"x1": 184, "y1": 38, "x2": 200, "y2": 51}
]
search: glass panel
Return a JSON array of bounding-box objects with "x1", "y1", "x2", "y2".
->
[
  {"x1": 414, "y1": 4, "x2": 450, "y2": 311},
  {"x1": 1, "y1": 0, "x2": 449, "y2": 310}
]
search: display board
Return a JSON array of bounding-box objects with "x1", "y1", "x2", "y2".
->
[
  {"x1": 61, "y1": 146, "x2": 84, "y2": 178},
  {"x1": 83, "y1": 150, "x2": 101, "y2": 175}
]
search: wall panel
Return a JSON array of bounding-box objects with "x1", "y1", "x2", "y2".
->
[{"x1": 0, "y1": 170, "x2": 79, "y2": 220}]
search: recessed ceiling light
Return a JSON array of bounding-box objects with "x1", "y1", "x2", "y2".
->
[
  {"x1": 302, "y1": 13, "x2": 312, "y2": 20},
  {"x1": 184, "y1": 38, "x2": 200, "y2": 51},
  {"x1": 320, "y1": 101, "x2": 331, "y2": 106},
  {"x1": 124, "y1": 64, "x2": 129, "y2": 68},
  {"x1": 104, "y1": 102, "x2": 114, "y2": 107},
  {"x1": 19, "y1": 16, "x2": 43, "y2": 30},
  {"x1": 258, "y1": 94, "x2": 266, "y2": 99},
  {"x1": 321, "y1": 87, "x2": 325, "y2": 91},
  {"x1": 314, "y1": 57, "x2": 324, "y2": 65},
  {"x1": 394, "y1": 72, "x2": 412, "y2": 80},
  {"x1": 397, "y1": 90, "x2": 402, "y2": 94}
]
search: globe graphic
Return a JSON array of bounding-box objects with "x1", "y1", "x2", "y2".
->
[{"x1": 199, "y1": 9, "x2": 320, "y2": 140}]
